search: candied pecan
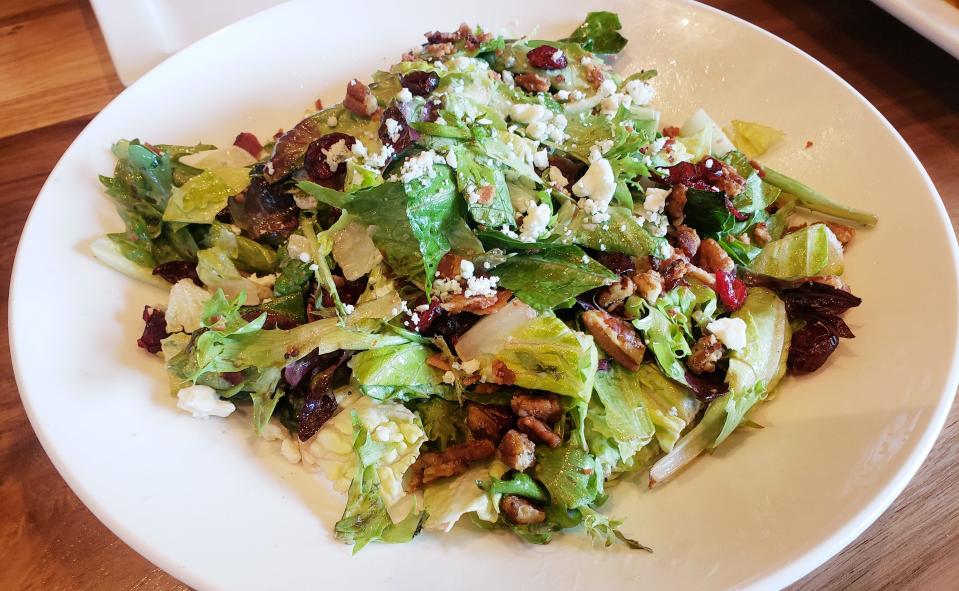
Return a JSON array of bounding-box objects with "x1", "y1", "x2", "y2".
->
[
  {"x1": 665, "y1": 184, "x2": 687, "y2": 223},
  {"x1": 401, "y1": 51, "x2": 416, "y2": 62},
  {"x1": 466, "y1": 402, "x2": 514, "y2": 441},
  {"x1": 443, "y1": 439, "x2": 496, "y2": 463},
  {"x1": 500, "y1": 495, "x2": 546, "y2": 525},
  {"x1": 498, "y1": 429, "x2": 536, "y2": 471},
  {"x1": 674, "y1": 224, "x2": 701, "y2": 258},
  {"x1": 344, "y1": 79, "x2": 378, "y2": 117},
  {"x1": 491, "y1": 359, "x2": 517, "y2": 385},
  {"x1": 688, "y1": 334, "x2": 723, "y2": 375},
  {"x1": 696, "y1": 238, "x2": 736, "y2": 274},
  {"x1": 515, "y1": 72, "x2": 550, "y2": 93},
  {"x1": 436, "y1": 252, "x2": 464, "y2": 279},
  {"x1": 584, "y1": 64, "x2": 604, "y2": 89},
  {"x1": 425, "y1": 29, "x2": 457, "y2": 44},
  {"x1": 825, "y1": 222, "x2": 855, "y2": 247},
  {"x1": 632, "y1": 269, "x2": 663, "y2": 304},
  {"x1": 686, "y1": 264, "x2": 716, "y2": 288},
  {"x1": 440, "y1": 289, "x2": 512, "y2": 315},
  {"x1": 716, "y1": 162, "x2": 746, "y2": 197},
  {"x1": 471, "y1": 383, "x2": 500, "y2": 395},
  {"x1": 752, "y1": 222, "x2": 772, "y2": 246},
  {"x1": 426, "y1": 42, "x2": 455, "y2": 58},
  {"x1": 511, "y1": 392, "x2": 562, "y2": 423},
  {"x1": 581, "y1": 309, "x2": 647, "y2": 371},
  {"x1": 654, "y1": 250, "x2": 691, "y2": 291},
  {"x1": 422, "y1": 459, "x2": 468, "y2": 485},
  {"x1": 596, "y1": 276, "x2": 636, "y2": 311},
  {"x1": 517, "y1": 417, "x2": 562, "y2": 448}
]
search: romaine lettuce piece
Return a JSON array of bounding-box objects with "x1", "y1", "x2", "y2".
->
[
  {"x1": 334, "y1": 411, "x2": 426, "y2": 553},
  {"x1": 649, "y1": 287, "x2": 789, "y2": 485},
  {"x1": 628, "y1": 296, "x2": 691, "y2": 384},
  {"x1": 533, "y1": 443, "x2": 604, "y2": 510},
  {"x1": 422, "y1": 460, "x2": 508, "y2": 532},
  {"x1": 452, "y1": 145, "x2": 515, "y2": 229},
  {"x1": 477, "y1": 315, "x2": 598, "y2": 402},
  {"x1": 163, "y1": 168, "x2": 250, "y2": 224},
  {"x1": 349, "y1": 342, "x2": 452, "y2": 402},
  {"x1": 492, "y1": 245, "x2": 616, "y2": 311},
  {"x1": 679, "y1": 109, "x2": 736, "y2": 156},
  {"x1": 762, "y1": 167, "x2": 877, "y2": 226},
  {"x1": 563, "y1": 205, "x2": 666, "y2": 258},
  {"x1": 90, "y1": 236, "x2": 168, "y2": 289},
  {"x1": 729, "y1": 119, "x2": 784, "y2": 158},
  {"x1": 585, "y1": 364, "x2": 656, "y2": 473},
  {"x1": 749, "y1": 223, "x2": 844, "y2": 280},
  {"x1": 412, "y1": 398, "x2": 469, "y2": 450},
  {"x1": 563, "y1": 11, "x2": 628, "y2": 53}
]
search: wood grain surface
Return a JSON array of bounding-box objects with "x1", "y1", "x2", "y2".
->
[{"x1": 0, "y1": 1, "x2": 956, "y2": 589}]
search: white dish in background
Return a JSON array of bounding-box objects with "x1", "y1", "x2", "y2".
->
[
  {"x1": 11, "y1": 0, "x2": 959, "y2": 589},
  {"x1": 872, "y1": 0, "x2": 959, "y2": 58},
  {"x1": 89, "y1": 0, "x2": 286, "y2": 85}
]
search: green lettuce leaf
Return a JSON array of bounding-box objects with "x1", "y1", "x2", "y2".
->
[
  {"x1": 563, "y1": 11, "x2": 628, "y2": 54},
  {"x1": 478, "y1": 315, "x2": 598, "y2": 403},
  {"x1": 493, "y1": 246, "x2": 616, "y2": 311},
  {"x1": 533, "y1": 443, "x2": 603, "y2": 510},
  {"x1": 349, "y1": 342, "x2": 452, "y2": 402},
  {"x1": 162, "y1": 168, "x2": 250, "y2": 224},
  {"x1": 586, "y1": 364, "x2": 657, "y2": 473},
  {"x1": 422, "y1": 460, "x2": 508, "y2": 532},
  {"x1": 404, "y1": 163, "x2": 460, "y2": 296},
  {"x1": 452, "y1": 145, "x2": 515, "y2": 229},
  {"x1": 564, "y1": 205, "x2": 665, "y2": 258},
  {"x1": 335, "y1": 412, "x2": 426, "y2": 552},
  {"x1": 749, "y1": 223, "x2": 844, "y2": 279},
  {"x1": 762, "y1": 167, "x2": 877, "y2": 226},
  {"x1": 479, "y1": 472, "x2": 550, "y2": 503},
  {"x1": 412, "y1": 398, "x2": 469, "y2": 450}
]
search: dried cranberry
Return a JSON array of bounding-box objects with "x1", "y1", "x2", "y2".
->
[
  {"x1": 221, "y1": 371, "x2": 246, "y2": 386},
  {"x1": 423, "y1": 311, "x2": 481, "y2": 345},
  {"x1": 527, "y1": 45, "x2": 568, "y2": 70},
  {"x1": 657, "y1": 159, "x2": 734, "y2": 193},
  {"x1": 214, "y1": 206, "x2": 233, "y2": 223},
  {"x1": 338, "y1": 276, "x2": 369, "y2": 306},
  {"x1": 233, "y1": 132, "x2": 263, "y2": 157},
  {"x1": 152, "y1": 261, "x2": 201, "y2": 286},
  {"x1": 136, "y1": 306, "x2": 168, "y2": 354},
  {"x1": 593, "y1": 252, "x2": 635, "y2": 276},
  {"x1": 597, "y1": 359, "x2": 611, "y2": 371},
  {"x1": 303, "y1": 132, "x2": 357, "y2": 180},
  {"x1": 412, "y1": 300, "x2": 446, "y2": 334},
  {"x1": 297, "y1": 357, "x2": 347, "y2": 440},
  {"x1": 378, "y1": 103, "x2": 418, "y2": 154},
  {"x1": 684, "y1": 370, "x2": 729, "y2": 402},
  {"x1": 779, "y1": 282, "x2": 862, "y2": 318},
  {"x1": 788, "y1": 319, "x2": 840, "y2": 373},
  {"x1": 724, "y1": 197, "x2": 750, "y2": 221},
  {"x1": 283, "y1": 349, "x2": 322, "y2": 388},
  {"x1": 400, "y1": 70, "x2": 440, "y2": 96},
  {"x1": 421, "y1": 98, "x2": 442, "y2": 122},
  {"x1": 714, "y1": 270, "x2": 747, "y2": 311},
  {"x1": 425, "y1": 30, "x2": 457, "y2": 44}
]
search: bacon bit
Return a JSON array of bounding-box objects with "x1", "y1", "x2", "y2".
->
[
  {"x1": 401, "y1": 51, "x2": 416, "y2": 62},
  {"x1": 581, "y1": 467, "x2": 594, "y2": 475},
  {"x1": 234, "y1": 132, "x2": 263, "y2": 157},
  {"x1": 462, "y1": 374, "x2": 482, "y2": 386},
  {"x1": 805, "y1": 140, "x2": 814, "y2": 149},
  {"x1": 143, "y1": 142, "x2": 163, "y2": 156},
  {"x1": 491, "y1": 360, "x2": 517, "y2": 385},
  {"x1": 426, "y1": 354, "x2": 453, "y2": 372},
  {"x1": 663, "y1": 126, "x2": 681, "y2": 138},
  {"x1": 314, "y1": 98, "x2": 324, "y2": 110},
  {"x1": 285, "y1": 346, "x2": 300, "y2": 359},
  {"x1": 748, "y1": 159, "x2": 766, "y2": 178}
]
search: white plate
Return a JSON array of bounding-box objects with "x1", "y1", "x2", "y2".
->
[
  {"x1": 872, "y1": 0, "x2": 959, "y2": 59},
  {"x1": 11, "y1": 1, "x2": 959, "y2": 589}
]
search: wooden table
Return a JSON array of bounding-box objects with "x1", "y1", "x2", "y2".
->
[{"x1": 1, "y1": 1, "x2": 956, "y2": 588}]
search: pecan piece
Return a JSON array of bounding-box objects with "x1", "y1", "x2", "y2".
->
[
  {"x1": 515, "y1": 72, "x2": 550, "y2": 93},
  {"x1": 665, "y1": 184, "x2": 687, "y2": 223},
  {"x1": 440, "y1": 289, "x2": 511, "y2": 315},
  {"x1": 498, "y1": 429, "x2": 536, "y2": 471},
  {"x1": 584, "y1": 64, "x2": 604, "y2": 89},
  {"x1": 436, "y1": 252, "x2": 464, "y2": 279},
  {"x1": 517, "y1": 417, "x2": 562, "y2": 448},
  {"x1": 674, "y1": 224, "x2": 701, "y2": 258},
  {"x1": 500, "y1": 494, "x2": 546, "y2": 525},
  {"x1": 511, "y1": 392, "x2": 562, "y2": 423},
  {"x1": 466, "y1": 402, "x2": 514, "y2": 441},
  {"x1": 696, "y1": 238, "x2": 735, "y2": 274},
  {"x1": 596, "y1": 276, "x2": 636, "y2": 311},
  {"x1": 581, "y1": 309, "x2": 647, "y2": 371},
  {"x1": 425, "y1": 42, "x2": 455, "y2": 58},
  {"x1": 632, "y1": 269, "x2": 663, "y2": 305},
  {"x1": 751, "y1": 222, "x2": 772, "y2": 246},
  {"x1": 688, "y1": 334, "x2": 723, "y2": 375},
  {"x1": 407, "y1": 439, "x2": 496, "y2": 490},
  {"x1": 716, "y1": 162, "x2": 746, "y2": 197},
  {"x1": 344, "y1": 79, "x2": 378, "y2": 117}
]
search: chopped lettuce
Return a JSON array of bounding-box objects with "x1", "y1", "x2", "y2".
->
[
  {"x1": 563, "y1": 11, "x2": 628, "y2": 54},
  {"x1": 492, "y1": 246, "x2": 616, "y2": 311},
  {"x1": 762, "y1": 167, "x2": 877, "y2": 226},
  {"x1": 533, "y1": 443, "x2": 604, "y2": 510},
  {"x1": 162, "y1": 167, "x2": 250, "y2": 224},
  {"x1": 412, "y1": 398, "x2": 469, "y2": 450},
  {"x1": 749, "y1": 223, "x2": 844, "y2": 279},
  {"x1": 349, "y1": 343, "x2": 452, "y2": 402},
  {"x1": 453, "y1": 145, "x2": 515, "y2": 228},
  {"x1": 423, "y1": 460, "x2": 508, "y2": 532},
  {"x1": 586, "y1": 364, "x2": 656, "y2": 473},
  {"x1": 729, "y1": 119, "x2": 784, "y2": 158}
]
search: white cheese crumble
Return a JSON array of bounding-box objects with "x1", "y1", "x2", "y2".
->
[
  {"x1": 395, "y1": 150, "x2": 440, "y2": 184},
  {"x1": 624, "y1": 80, "x2": 655, "y2": 105},
  {"x1": 444, "y1": 148, "x2": 458, "y2": 169},
  {"x1": 707, "y1": 317, "x2": 748, "y2": 351},
  {"x1": 533, "y1": 149, "x2": 549, "y2": 169},
  {"x1": 643, "y1": 187, "x2": 670, "y2": 212},
  {"x1": 573, "y1": 158, "x2": 616, "y2": 223},
  {"x1": 526, "y1": 120, "x2": 548, "y2": 141},
  {"x1": 518, "y1": 199, "x2": 551, "y2": 242},
  {"x1": 599, "y1": 78, "x2": 617, "y2": 97},
  {"x1": 460, "y1": 359, "x2": 480, "y2": 374},
  {"x1": 554, "y1": 90, "x2": 570, "y2": 101},
  {"x1": 465, "y1": 275, "x2": 499, "y2": 298},
  {"x1": 176, "y1": 385, "x2": 235, "y2": 419},
  {"x1": 297, "y1": 251, "x2": 312, "y2": 263},
  {"x1": 510, "y1": 103, "x2": 550, "y2": 124},
  {"x1": 322, "y1": 139, "x2": 353, "y2": 170},
  {"x1": 434, "y1": 277, "x2": 463, "y2": 300},
  {"x1": 442, "y1": 371, "x2": 456, "y2": 384},
  {"x1": 384, "y1": 118, "x2": 402, "y2": 142},
  {"x1": 395, "y1": 87, "x2": 413, "y2": 103},
  {"x1": 327, "y1": 115, "x2": 338, "y2": 127},
  {"x1": 365, "y1": 144, "x2": 395, "y2": 168},
  {"x1": 459, "y1": 259, "x2": 475, "y2": 279}
]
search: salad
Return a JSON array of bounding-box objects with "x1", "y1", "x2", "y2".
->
[{"x1": 94, "y1": 12, "x2": 875, "y2": 552}]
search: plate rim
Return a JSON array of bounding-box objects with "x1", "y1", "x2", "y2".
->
[{"x1": 9, "y1": 1, "x2": 959, "y2": 589}]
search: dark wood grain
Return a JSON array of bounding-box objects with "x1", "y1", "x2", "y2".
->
[{"x1": 0, "y1": 1, "x2": 955, "y2": 589}]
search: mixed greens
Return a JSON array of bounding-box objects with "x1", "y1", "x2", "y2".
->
[{"x1": 98, "y1": 13, "x2": 873, "y2": 552}]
